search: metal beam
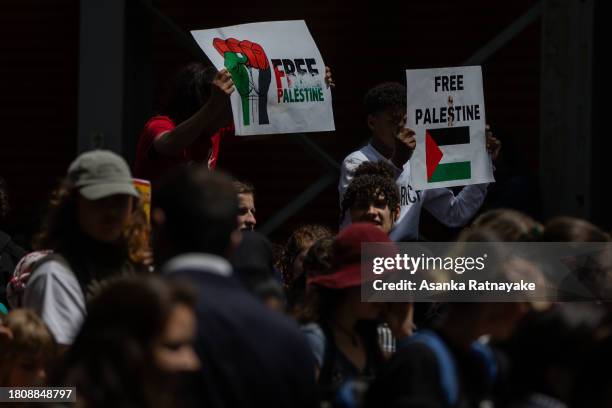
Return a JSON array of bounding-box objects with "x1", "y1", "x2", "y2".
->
[
  {"x1": 123, "y1": 0, "x2": 153, "y2": 166},
  {"x1": 293, "y1": 134, "x2": 341, "y2": 172},
  {"x1": 77, "y1": 0, "x2": 126, "y2": 154},
  {"x1": 463, "y1": 2, "x2": 543, "y2": 65},
  {"x1": 136, "y1": 0, "x2": 208, "y2": 62},
  {"x1": 540, "y1": 0, "x2": 594, "y2": 219},
  {"x1": 258, "y1": 172, "x2": 337, "y2": 235},
  {"x1": 134, "y1": 3, "x2": 341, "y2": 235}
]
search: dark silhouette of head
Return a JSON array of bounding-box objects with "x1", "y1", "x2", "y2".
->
[{"x1": 153, "y1": 166, "x2": 239, "y2": 263}]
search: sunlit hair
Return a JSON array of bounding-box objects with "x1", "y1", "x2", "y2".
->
[
  {"x1": 341, "y1": 174, "x2": 399, "y2": 223},
  {"x1": 233, "y1": 180, "x2": 255, "y2": 196},
  {"x1": 472, "y1": 208, "x2": 543, "y2": 242},
  {"x1": 33, "y1": 177, "x2": 151, "y2": 265},
  {"x1": 0, "y1": 309, "x2": 56, "y2": 386},
  {"x1": 287, "y1": 237, "x2": 334, "y2": 319},
  {"x1": 541, "y1": 216, "x2": 610, "y2": 242},
  {"x1": 278, "y1": 224, "x2": 333, "y2": 286}
]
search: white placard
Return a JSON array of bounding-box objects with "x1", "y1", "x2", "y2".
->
[
  {"x1": 192, "y1": 20, "x2": 335, "y2": 136},
  {"x1": 407, "y1": 66, "x2": 494, "y2": 189}
]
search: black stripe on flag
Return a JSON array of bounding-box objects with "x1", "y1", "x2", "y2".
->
[{"x1": 428, "y1": 126, "x2": 470, "y2": 146}]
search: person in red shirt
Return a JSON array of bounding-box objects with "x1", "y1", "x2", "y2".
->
[
  {"x1": 135, "y1": 63, "x2": 335, "y2": 184},
  {"x1": 134, "y1": 63, "x2": 235, "y2": 183}
]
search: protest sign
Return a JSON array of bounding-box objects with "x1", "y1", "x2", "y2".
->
[
  {"x1": 192, "y1": 20, "x2": 335, "y2": 136},
  {"x1": 133, "y1": 178, "x2": 151, "y2": 224},
  {"x1": 407, "y1": 66, "x2": 494, "y2": 189}
]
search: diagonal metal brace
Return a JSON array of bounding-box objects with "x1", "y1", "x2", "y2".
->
[
  {"x1": 463, "y1": 1, "x2": 543, "y2": 65},
  {"x1": 258, "y1": 172, "x2": 338, "y2": 235},
  {"x1": 135, "y1": 1, "x2": 342, "y2": 235},
  {"x1": 136, "y1": 0, "x2": 209, "y2": 62}
]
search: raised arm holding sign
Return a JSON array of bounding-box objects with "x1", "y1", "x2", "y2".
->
[
  {"x1": 134, "y1": 64, "x2": 236, "y2": 184},
  {"x1": 192, "y1": 20, "x2": 335, "y2": 136},
  {"x1": 135, "y1": 21, "x2": 336, "y2": 184},
  {"x1": 407, "y1": 66, "x2": 495, "y2": 190},
  {"x1": 339, "y1": 75, "x2": 501, "y2": 242}
]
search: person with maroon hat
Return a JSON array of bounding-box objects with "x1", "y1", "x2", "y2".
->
[{"x1": 297, "y1": 223, "x2": 414, "y2": 404}]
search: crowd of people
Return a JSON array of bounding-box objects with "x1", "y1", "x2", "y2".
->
[{"x1": 1, "y1": 62, "x2": 611, "y2": 408}]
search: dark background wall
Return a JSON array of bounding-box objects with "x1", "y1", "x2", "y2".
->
[
  {"x1": 0, "y1": 1, "x2": 79, "y2": 245},
  {"x1": 0, "y1": 0, "x2": 545, "y2": 247}
]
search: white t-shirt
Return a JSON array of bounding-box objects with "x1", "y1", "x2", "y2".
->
[
  {"x1": 339, "y1": 143, "x2": 488, "y2": 241},
  {"x1": 23, "y1": 260, "x2": 86, "y2": 345}
]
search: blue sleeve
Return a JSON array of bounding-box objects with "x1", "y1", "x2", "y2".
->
[{"x1": 300, "y1": 323, "x2": 326, "y2": 368}]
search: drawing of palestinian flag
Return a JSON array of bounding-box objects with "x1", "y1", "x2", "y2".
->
[{"x1": 426, "y1": 126, "x2": 472, "y2": 183}]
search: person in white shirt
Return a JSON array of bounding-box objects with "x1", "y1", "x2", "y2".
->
[{"x1": 339, "y1": 82, "x2": 501, "y2": 241}]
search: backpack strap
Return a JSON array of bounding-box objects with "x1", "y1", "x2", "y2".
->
[
  {"x1": 318, "y1": 321, "x2": 338, "y2": 389},
  {"x1": 470, "y1": 340, "x2": 498, "y2": 387},
  {"x1": 31, "y1": 253, "x2": 70, "y2": 273},
  {"x1": 30, "y1": 253, "x2": 87, "y2": 296},
  {"x1": 406, "y1": 330, "x2": 459, "y2": 408}
]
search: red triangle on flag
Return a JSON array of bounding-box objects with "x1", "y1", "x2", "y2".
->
[{"x1": 426, "y1": 130, "x2": 443, "y2": 180}]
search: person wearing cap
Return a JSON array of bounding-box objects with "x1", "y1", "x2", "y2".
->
[
  {"x1": 297, "y1": 223, "x2": 414, "y2": 402},
  {"x1": 22, "y1": 150, "x2": 151, "y2": 346}
]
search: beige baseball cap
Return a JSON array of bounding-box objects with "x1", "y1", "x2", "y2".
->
[{"x1": 68, "y1": 150, "x2": 139, "y2": 200}]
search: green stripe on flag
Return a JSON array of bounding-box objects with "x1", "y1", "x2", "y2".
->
[{"x1": 428, "y1": 161, "x2": 471, "y2": 183}]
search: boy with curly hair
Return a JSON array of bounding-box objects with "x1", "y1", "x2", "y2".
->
[{"x1": 339, "y1": 82, "x2": 500, "y2": 241}]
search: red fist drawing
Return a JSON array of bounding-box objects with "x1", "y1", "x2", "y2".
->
[
  {"x1": 213, "y1": 38, "x2": 269, "y2": 70},
  {"x1": 212, "y1": 37, "x2": 272, "y2": 126}
]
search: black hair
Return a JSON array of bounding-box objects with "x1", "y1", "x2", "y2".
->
[
  {"x1": 341, "y1": 174, "x2": 399, "y2": 222},
  {"x1": 286, "y1": 236, "x2": 334, "y2": 316},
  {"x1": 352, "y1": 161, "x2": 398, "y2": 180},
  {"x1": 278, "y1": 224, "x2": 333, "y2": 286},
  {"x1": 154, "y1": 166, "x2": 238, "y2": 257},
  {"x1": 363, "y1": 82, "x2": 407, "y2": 116},
  {"x1": 231, "y1": 231, "x2": 276, "y2": 296},
  {"x1": 164, "y1": 62, "x2": 218, "y2": 124},
  {"x1": 504, "y1": 303, "x2": 605, "y2": 404},
  {"x1": 303, "y1": 236, "x2": 335, "y2": 278},
  {"x1": 541, "y1": 216, "x2": 610, "y2": 242}
]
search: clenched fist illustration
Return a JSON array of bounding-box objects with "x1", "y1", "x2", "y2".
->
[{"x1": 213, "y1": 38, "x2": 272, "y2": 126}]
